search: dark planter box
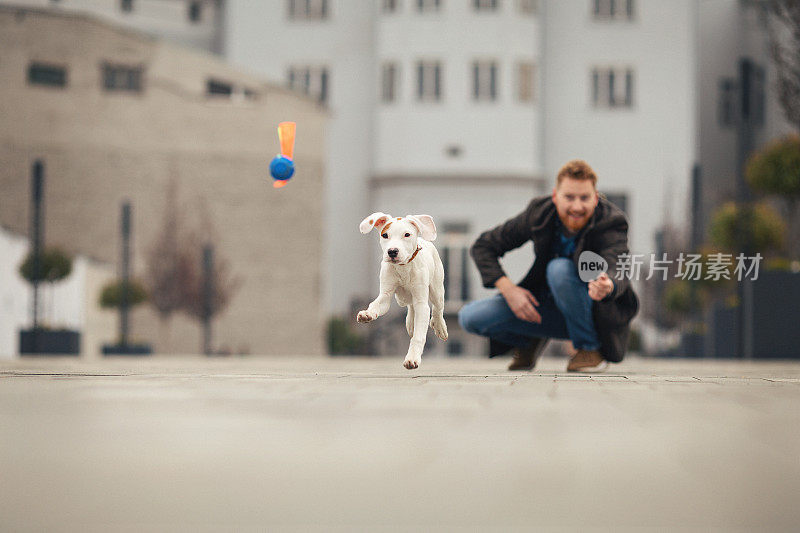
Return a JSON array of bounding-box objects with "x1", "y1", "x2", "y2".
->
[
  {"x1": 705, "y1": 301, "x2": 738, "y2": 358},
  {"x1": 102, "y1": 344, "x2": 153, "y2": 356},
  {"x1": 748, "y1": 271, "x2": 800, "y2": 359},
  {"x1": 703, "y1": 271, "x2": 800, "y2": 359},
  {"x1": 19, "y1": 329, "x2": 81, "y2": 355},
  {"x1": 679, "y1": 332, "x2": 705, "y2": 358}
]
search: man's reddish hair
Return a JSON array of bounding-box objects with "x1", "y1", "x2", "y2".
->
[{"x1": 556, "y1": 160, "x2": 598, "y2": 187}]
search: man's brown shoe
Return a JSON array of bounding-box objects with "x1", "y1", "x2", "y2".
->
[
  {"x1": 508, "y1": 344, "x2": 541, "y2": 371},
  {"x1": 566, "y1": 349, "x2": 608, "y2": 373}
]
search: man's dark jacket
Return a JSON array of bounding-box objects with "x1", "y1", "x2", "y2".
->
[{"x1": 470, "y1": 195, "x2": 639, "y2": 362}]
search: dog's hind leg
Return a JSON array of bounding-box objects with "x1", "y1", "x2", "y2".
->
[
  {"x1": 395, "y1": 288, "x2": 415, "y2": 337},
  {"x1": 404, "y1": 293, "x2": 430, "y2": 369},
  {"x1": 428, "y1": 262, "x2": 448, "y2": 341}
]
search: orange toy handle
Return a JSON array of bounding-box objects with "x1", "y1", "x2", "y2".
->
[
  {"x1": 273, "y1": 180, "x2": 289, "y2": 188},
  {"x1": 278, "y1": 122, "x2": 296, "y2": 160}
]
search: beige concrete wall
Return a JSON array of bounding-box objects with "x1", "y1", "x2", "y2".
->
[
  {"x1": 4, "y1": 0, "x2": 225, "y2": 55},
  {"x1": 0, "y1": 7, "x2": 328, "y2": 355}
]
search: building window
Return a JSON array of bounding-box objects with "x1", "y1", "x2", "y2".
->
[
  {"x1": 318, "y1": 68, "x2": 329, "y2": 104},
  {"x1": 517, "y1": 61, "x2": 536, "y2": 102},
  {"x1": 205, "y1": 79, "x2": 258, "y2": 101},
  {"x1": 207, "y1": 78, "x2": 233, "y2": 96},
  {"x1": 417, "y1": 0, "x2": 441, "y2": 13},
  {"x1": 121, "y1": 0, "x2": 133, "y2": 13},
  {"x1": 742, "y1": 62, "x2": 765, "y2": 127},
  {"x1": 474, "y1": 0, "x2": 498, "y2": 11},
  {"x1": 288, "y1": 0, "x2": 328, "y2": 20},
  {"x1": 445, "y1": 144, "x2": 463, "y2": 158},
  {"x1": 416, "y1": 61, "x2": 442, "y2": 101},
  {"x1": 718, "y1": 78, "x2": 737, "y2": 128},
  {"x1": 288, "y1": 66, "x2": 329, "y2": 104},
  {"x1": 102, "y1": 63, "x2": 143, "y2": 92},
  {"x1": 603, "y1": 192, "x2": 628, "y2": 215},
  {"x1": 591, "y1": 67, "x2": 634, "y2": 108},
  {"x1": 592, "y1": 0, "x2": 634, "y2": 21},
  {"x1": 381, "y1": 62, "x2": 399, "y2": 103},
  {"x1": 28, "y1": 62, "x2": 67, "y2": 87},
  {"x1": 383, "y1": 0, "x2": 399, "y2": 12},
  {"x1": 472, "y1": 60, "x2": 498, "y2": 101},
  {"x1": 518, "y1": 0, "x2": 537, "y2": 14},
  {"x1": 188, "y1": 1, "x2": 202, "y2": 23},
  {"x1": 441, "y1": 224, "x2": 471, "y2": 305}
]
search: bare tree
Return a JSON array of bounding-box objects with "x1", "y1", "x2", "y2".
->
[
  {"x1": 145, "y1": 182, "x2": 241, "y2": 353},
  {"x1": 144, "y1": 178, "x2": 199, "y2": 352},
  {"x1": 181, "y1": 196, "x2": 241, "y2": 353},
  {"x1": 181, "y1": 248, "x2": 240, "y2": 320},
  {"x1": 769, "y1": 0, "x2": 800, "y2": 132}
]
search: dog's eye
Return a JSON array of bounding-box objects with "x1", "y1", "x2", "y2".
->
[
  {"x1": 381, "y1": 233, "x2": 388, "y2": 239},
  {"x1": 404, "y1": 233, "x2": 411, "y2": 238}
]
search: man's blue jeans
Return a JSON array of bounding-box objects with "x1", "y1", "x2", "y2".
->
[{"x1": 458, "y1": 258, "x2": 601, "y2": 351}]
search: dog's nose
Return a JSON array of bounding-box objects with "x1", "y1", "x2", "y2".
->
[{"x1": 387, "y1": 248, "x2": 399, "y2": 258}]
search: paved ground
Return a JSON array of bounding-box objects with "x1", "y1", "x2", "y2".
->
[{"x1": 1, "y1": 354, "x2": 799, "y2": 531}]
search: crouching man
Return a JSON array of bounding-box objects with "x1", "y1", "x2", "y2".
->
[{"x1": 458, "y1": 160, "x2": 639, "y2": 372}]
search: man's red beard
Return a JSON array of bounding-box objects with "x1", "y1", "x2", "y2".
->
[{"x1": 562, "y1": 211, "x2": 589, "y2": 231}]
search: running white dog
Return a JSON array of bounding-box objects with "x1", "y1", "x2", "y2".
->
[{"x1": 357, "y1": 212, "x2": 448, "y2": 369}]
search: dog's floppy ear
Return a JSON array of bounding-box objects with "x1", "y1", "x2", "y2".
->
[
  {"x1": 359, "y1": 212, "x2": 391, "y2": 234},
  {"x1": 406, "y1": 215, "x2": 437, "y2": 241}
]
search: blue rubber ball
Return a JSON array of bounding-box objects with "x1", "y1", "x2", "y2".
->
[{"x1": 270, "y1": 156, "x2": 295, "y2": 181}]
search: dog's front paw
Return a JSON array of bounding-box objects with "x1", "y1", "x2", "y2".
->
[
  {"x1": 431, "y1": 317, "x2": 448, "y2": 341},
  {"x1": 357, "y1": 310, "x2": 376, "y2": 323},
  {"x1": 403, "y1": 358, "x2": 420, "y2": 370}
]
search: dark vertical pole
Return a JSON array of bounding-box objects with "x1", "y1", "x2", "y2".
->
[
  {"x1": 736, "y1": 59, "x2": 754, "y2": 206},
  {"x1": 690, "y1": 164, "x2": 702, "y2": 252},
  {"x1": 689, "y1": 164, "x2": 702, "y2": 332},
  {"x1": 736, "y1": 58, "x2": 756, "y2": 359},
  {"x1": 30, "y1": 160, "x2": 45, "y2": 352},
  {"x1": 202, "y1": 245, "x2": 214, "y2": 355},
  {"x1": 212, "y1": 0, "x2": 225, "y2": 56},
  {"x1": 120, "y1": 201, "x2": 131, "y2": 348},
  {"x1": 654, "y1": 229, "x2": 665, "y2": 326},
  {"x1": 460, "y1": 247, "x2": 469, "y2": 302}
]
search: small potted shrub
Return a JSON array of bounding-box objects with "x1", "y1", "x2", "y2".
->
[
  {"x1": 99, "y1": 279, "x2": 153, "y2": 355},
  {"x1": 18, "y1": 247, "x2": 81, "y2": 355}
]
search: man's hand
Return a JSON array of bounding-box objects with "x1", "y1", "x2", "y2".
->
[
  {"x1": 588, "y1": 272, "x2": 614, "y2": 301},
  {"x1": 495, "y1": 277, "x2": 542, "y2": 323}
]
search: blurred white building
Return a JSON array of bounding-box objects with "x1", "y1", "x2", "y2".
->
[
  {"x1": 226, "y1": 1, "x2": 544, "y2": 332},
  {"x1": 222, "y1": 0, "x2": 791, "y2": 356}
]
